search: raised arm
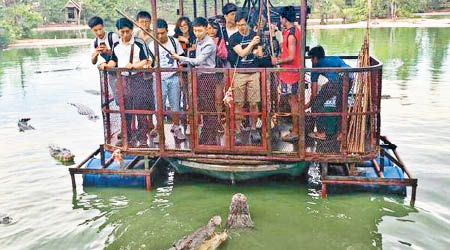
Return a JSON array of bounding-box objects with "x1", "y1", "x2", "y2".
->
[
  {"x1": 232, "y1": 36, "x2": 260, "y2": 57},
  {"x1": 175, "y1": 43, "x2": 215, "y2": 67}
]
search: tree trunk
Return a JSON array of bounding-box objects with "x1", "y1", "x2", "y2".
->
[{"x1": 226, "y1": 193, "x2": 254, "y2": 229}]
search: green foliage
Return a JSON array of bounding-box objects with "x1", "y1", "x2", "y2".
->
[
  {"x1": 0, "y1": 3, "x2": 41, "y2": 47},
  {"x1": 38, "y1": 0, "x2": 66, "y2": 24}
]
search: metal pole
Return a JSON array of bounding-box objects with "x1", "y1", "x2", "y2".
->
[
  {"x1": 179, "y1": 0, "x2": 184, "y2": 16},
  {"x1": 203, "y1": 0, "x2": 207, "y2": 17},
  {"x1": 193, "y1": 0, "x2": 198, "y2": 18},
  {"x1": 214, "y1": 0, "x2": 218, "y2": 16},
  {"x1": 298, "y1": 0, "x2": 307, "y2": 158},
  {"x1": 149, "y1": 0, "x2": 166, "y2": 152}
]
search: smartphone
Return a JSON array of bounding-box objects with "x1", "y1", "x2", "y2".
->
[{"x1": 99, "y1": 42, "x2": 106, "y2": 47}]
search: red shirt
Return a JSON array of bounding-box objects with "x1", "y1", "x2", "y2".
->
[{"x1": 279, "y1": 25, "x2": 302, "y2": 84}]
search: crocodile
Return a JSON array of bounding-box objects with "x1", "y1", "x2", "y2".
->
[
  {"x1": 18, "y1": 118, "x2": 35, "y2": 132},
  {"x1": 68, "y1": 102, "x2": 99, "y2": 121},
  {"x1": 49, "y1": 144, "x2": 75, "y2": 163}
]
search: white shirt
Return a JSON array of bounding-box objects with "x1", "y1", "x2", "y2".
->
[
  {"x1": 149, "y1": 36, "x2": 183, "y2": 79},
  {"x1": 90, "y1": 31, "x2": 120, "y2": 64},
  {"x1": 111, "y1": 37, "x2": 148, "y2": 68}
]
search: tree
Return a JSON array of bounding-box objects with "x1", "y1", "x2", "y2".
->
[{"x1": 0, "y1": 2, "x2": 41, "y2": 46}]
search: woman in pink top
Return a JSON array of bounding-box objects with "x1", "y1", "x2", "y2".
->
[
  {"x1": 207, "y1": 20, "x2": 228, "y2": 68},
  {"x1": 207, "y1": 20, "x2": 228, "y2": 133}
]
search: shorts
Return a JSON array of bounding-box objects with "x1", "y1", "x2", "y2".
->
[
  {"x1": 233, "y1": 72, "x2": 260, "y2": 104},
  {"x1": 279, "y1": 82, "x2": 299, "y2": 96}
]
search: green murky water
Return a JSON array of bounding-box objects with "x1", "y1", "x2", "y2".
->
[{"x1": 0, "y1": 27, "x2": 449, "y2": 249}]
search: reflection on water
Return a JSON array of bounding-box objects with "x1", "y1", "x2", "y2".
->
[{"x1": 0, "y1": 27, "x2": 449, "y2": 250}]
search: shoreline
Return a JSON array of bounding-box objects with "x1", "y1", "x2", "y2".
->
[
  {"x1": 7, "y1": 39, "x2": 91, "y2": 49},
  {"x1": 7, "y1": 17, "x2": 450, "y2": 49},
  {"x1": 308, "y1": 17, "x2": 450, "y2": 29}
]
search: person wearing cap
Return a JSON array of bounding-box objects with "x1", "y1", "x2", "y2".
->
[{"x1": 221, "y1": 3, "x2": 239, "y2": 67}]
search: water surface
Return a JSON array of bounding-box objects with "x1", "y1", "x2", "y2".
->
[{"x1": 0, "y1": 27, "x2": 449, "y2": 249}]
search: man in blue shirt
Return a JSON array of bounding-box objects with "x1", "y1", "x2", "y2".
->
[{"x1": 307, "y1": 45, "x2": 352, "y2": 141}]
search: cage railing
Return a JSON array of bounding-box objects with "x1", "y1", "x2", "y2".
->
[{"x1": 99, "y1": 56, "x2": 382, "y2": 163}]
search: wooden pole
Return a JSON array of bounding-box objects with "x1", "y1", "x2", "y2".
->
[{"x1": 115, "y1": 8, "x2": 173, "y2": 54}]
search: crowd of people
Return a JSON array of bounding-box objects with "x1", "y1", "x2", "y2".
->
[{"x1": 88, "y1": 3, "x2": 352, "y2": 148}]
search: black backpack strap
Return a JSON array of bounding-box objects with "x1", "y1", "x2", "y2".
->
[
  {"x1": 94, "y1": 37, "x2": 98, "y2": 48},
  {"x1": 169, "y1": 36, "x2": 177, "y2": 53},
  {"x1": 107, "y1": 32, "x2": 114, "y2": 49}
]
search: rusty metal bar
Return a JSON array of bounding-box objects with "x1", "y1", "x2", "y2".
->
[
  {"x1": 179, "y1": 0, "x2": 184, "y2": 17},
  {"x1": 322, "y1": 176, "x2": 417, "y2": 186},
  {"x1": 69, "y1": 168, "x2": 153, "y2": 176},
  {"x1": 100, "y1": 144, "x2": 105, "y2": 166},
  {"x1": 103, "y1": 144, "x2": 376, "y2": 162},
  {"x1": 76, "y1": 147, "x2": 101, "y2": 169},
  {"x1": 299, "y1": 69, "x2": 306, "y2": 158},
  {"x1": 214, "y1": 0, "x2": 218, "y2": 15},
  {"x1": 371, "y1": 158, "x2": 384, "y2": 178},
  {"x1": 193, "y1": 0, "x2": 198, "y2": 18},
  {"x1": 260, "y1": 70, "x2": 268, "y2": 151},
  {"x1": 125, "y1": 156, "x2": 141, "y2": 169},
  {"x1": 116, "y1": 70, "x2": 128, "y2": 149},
  {"x1": 102, "y1": 71, "x2": 112, "y2": 144},
  {"x1": 203, "y1": 0, "x2": 207, "y2": 17},
  {"x1": 340, "y1": 74, "x2": 349, "y2": 152},
  {"x1": 70, "y1": 172, "x2": 76, "y2": 190},
  {"x1": 192, "y1": 71, "x2": 200, "y2": 148},
  {"x1": 150, "y1": 0, "x2": 165, "y2": 154}
]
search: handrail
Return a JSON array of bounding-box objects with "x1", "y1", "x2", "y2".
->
[{"x1": 98, "y1": 55, "x2": 383, "y2": 163}]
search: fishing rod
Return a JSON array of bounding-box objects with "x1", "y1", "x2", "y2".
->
[{"x1": 115, "y1": 8, "x2": 173, "y2": 54}]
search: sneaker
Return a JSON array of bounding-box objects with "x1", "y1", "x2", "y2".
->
[
  {"x1": 250, "y1": 129, "x2": 261, "y2": 144},
  {"x1": 174, "y1": 127, "x2": 186, "y2": 141},
  {"x1": 282, "y1": 132, "x2": 299, "y2": 142}
]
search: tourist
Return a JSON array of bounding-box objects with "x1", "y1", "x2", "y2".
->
[
  {"x1": 271, "y1": 6, "x2": 302, "y2": 142},
  {"x1": 134, "y1": 11, "x2": 152, "y2": 45},
  {"x1": 229, "y1": 11, "x2": 262, "y2": 144},
  {"x1": 171, "y1": 17, "x2": 218, "y2": 145},
  {"x1": 98, "y1": 18, "x2": 152, "y2": 147},
  {"x1": 149, "y1": 19, "x2": 186, "y2": 141},
  {"x1": 174, "y1": 16, "x2": 195, "y2": 134},
  {"x1": 307, "y1": 45, "x2": 353, "y2": 141},
  {"x1": 221, "y1": 3, "x2": 239, "y2": 66},
  {"x1": 174, "y1": 17, "x2": 196, "y2": 57},
  {"x1": 207, "y1": 19, "x2": 228, "y2": 68},
  {"x1": 88, "y1": 16, "x2": 119, "y2": 65}
]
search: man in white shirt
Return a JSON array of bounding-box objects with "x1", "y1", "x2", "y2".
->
[
  {"x1": 99, "y1": 18, "x2": 153, "y2": 147},
  {"x1": 88, "y1": 16, "x2": 120, "y2": 65},
  {"x1": 149, "y1": 18, "x2": 186, "y2": 141}
]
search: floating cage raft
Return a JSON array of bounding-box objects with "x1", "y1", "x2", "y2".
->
[
  {"x1": 69, "y1": 136, "x2": 417, "y2": 206},
  {"x1": 68, "y1": 0, "x2": 418, "y2": 206}
]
